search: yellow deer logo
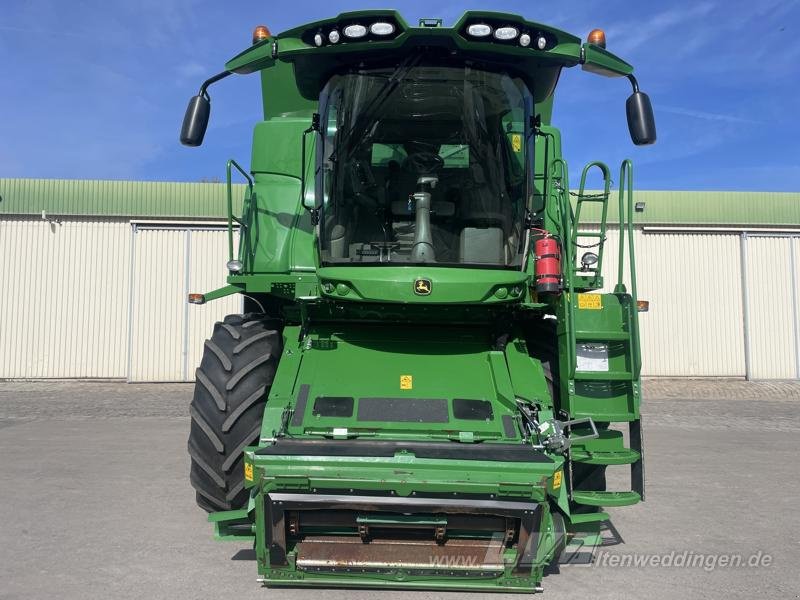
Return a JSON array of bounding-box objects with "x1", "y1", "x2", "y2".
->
[{"x1": 414, "y1": 278, "x2": 432, "y2": 296}]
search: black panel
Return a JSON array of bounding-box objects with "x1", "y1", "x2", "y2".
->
[
  {"x1": 502, "y1": 414, "x2": 517, "y2": 438},
  {"x1": 453, "y1": 399, "x2": 494, "y2": 421},
  {"x1": 256, "y1": 439, "x2": 552, "y2": 463},
  {"x1": 290, "y1": 384, "x2": 311, "y2": 427},
  {"x1": 312, "y1": 396, "x2": 354, "y2": 418},
  {"x1": 357, "y1": 397, "x2": 449, "y2": 423},
  {"x1": 264, "y1": 496, "x2": 288, "y2": 566}
]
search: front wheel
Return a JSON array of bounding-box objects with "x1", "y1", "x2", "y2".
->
[{"x1": 188, "y1": 314, "x2": 282, "y2": 512}]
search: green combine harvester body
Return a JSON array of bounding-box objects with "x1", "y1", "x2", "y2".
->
[{"x1": 181, "y1": 10, "x2": 655, "y2": 592}]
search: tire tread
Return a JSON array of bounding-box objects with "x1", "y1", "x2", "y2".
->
[{"x1": 187, "y1": 313, "x2": 281, "y2": 512}]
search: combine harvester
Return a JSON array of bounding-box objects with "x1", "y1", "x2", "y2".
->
[{"x1": 181, "y1": 10, "x2": 656, "y2": 593}]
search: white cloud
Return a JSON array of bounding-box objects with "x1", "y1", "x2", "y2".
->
[
  {"x1": 658, "y1": 105, "x2": 762, "y2": 125},
  {"x1": 605, "y1": 2, "x2": 716, "y2": 55}
]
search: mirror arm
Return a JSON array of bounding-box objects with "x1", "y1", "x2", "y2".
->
[
  {"x1": 199, "y1": 70, "x2": 232, "y2": 98},
  {"x1": 626, "y1": 74, "x2": 639, "y2": 94},
  {"x1": 180, "y1": 70, "x2": 233, "y2": 147}
]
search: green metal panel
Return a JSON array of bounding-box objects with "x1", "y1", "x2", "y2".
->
[
  {"x1": 238, "y1": 323, "x2": 566, "y2": 591},
  {"x1": 250, "y1": 119, "x2": 308, "y2": 176},
  {"x1": 317, "y1": 266, "x2": 528, "y2": 304},
  {"x1": 283, "y1": 324, "x2": 520, "y2": 440}
]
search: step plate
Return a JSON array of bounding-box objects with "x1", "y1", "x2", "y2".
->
[{"x1": 571, "y1": 491, "x2": 641, "y2": 507}]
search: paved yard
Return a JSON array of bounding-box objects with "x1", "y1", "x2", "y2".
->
[{"x1": 1, "y1": 380, "x2": 798, "y2": 599}]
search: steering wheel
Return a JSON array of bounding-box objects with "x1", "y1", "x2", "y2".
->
[
  {"x1": 349, "y1": 159, "x2": 380, "y2": 208},
  {"x1": 405, "y1": 150, "x2": 444, "y2": 175}
]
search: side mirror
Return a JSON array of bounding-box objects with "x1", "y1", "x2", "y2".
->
[
  {"x1": 300, "y1": 113, "x2": 321, "y2": 212},
  {"x1": 626, "y1": 91, "x2": 656, "y2": 146},
  {"x1": 180, "y1": 94, "x2": 210, "y2": 147},
  {"x1": 302, "y1": 181, "x2": 317, "y2": 211}
]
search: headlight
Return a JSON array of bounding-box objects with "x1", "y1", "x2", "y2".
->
[
  {"x1": 494, "y1": 26, "x2": 519, "y2": 40},
  {"x1": 519, "y1": 33, "x2": 531, "y2": 47},
  {"x1": 226, "y1": 260, "x2": 243, "y2": 273},
  {"x1": 313, "y1": 32, "x2": 323, "y2": 47},
  {"x1": 467, "y1": 23, "x2": 492, "y2": 37},
  {"x1": 343, "y1": 24, "x2": 367, "y2": 38},
  {"x1": 369, "y1": 22, "x2": 395, "y2": 36},
  {"x1": 536, "y1": 34, "x2": 547, "y2": 50},
  {"x1": 328, "y1": 29, "x2": 340, "y2": 44}
]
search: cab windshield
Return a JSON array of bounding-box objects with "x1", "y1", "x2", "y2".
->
[{"x1": 317, "y1": 61, "x2": 533, "y2": 267}]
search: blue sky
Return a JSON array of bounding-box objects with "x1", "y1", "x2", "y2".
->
[{"x1": 1, "y1": 0, "x2": 799, "y2": 191}]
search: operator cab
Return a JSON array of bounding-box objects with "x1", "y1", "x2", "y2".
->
[{"x1": 317, "y1": 58, "x2": 534, "y2": 267}]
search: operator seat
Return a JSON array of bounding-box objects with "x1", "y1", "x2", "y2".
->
[{"x1": 457, "y1": 160, "x2": 510, "y2": 264}]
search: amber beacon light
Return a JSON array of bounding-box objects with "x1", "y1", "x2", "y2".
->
[
  {"x1": 252, "y1": 25, "x2": 271, "y2": 44},
  {"x1": 587, "y1": 28, "x2": 606, "y2": 48}
]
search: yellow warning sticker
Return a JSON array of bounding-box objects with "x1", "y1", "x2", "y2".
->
[
  {"x1": 511, "y1": 133, "x2": 522, "y2": 153},
  {"x1": 244, "y1": 462, "x2": 253, "y2": 482},
  {"x1": 577, "y1": 293, "x2": 602, "y2": 310},
  {"x1": 400, "y1": 375, "x2": 413, "y2": 390},
  {"x1": 552, "y1": 470, "x2": 562, "y2": 489}
]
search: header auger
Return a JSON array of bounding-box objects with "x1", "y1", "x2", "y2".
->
[{"x1": 182, "y1": 10, "x2": 655, "y2": 592}]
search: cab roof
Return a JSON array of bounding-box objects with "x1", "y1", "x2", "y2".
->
[{"x1": 225, "y1": 10, "x2": 633, "y2": 104}]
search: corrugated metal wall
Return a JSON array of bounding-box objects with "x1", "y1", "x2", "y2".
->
[
  {"x1": 0, "y1": 217, "x2": 131, "y2": 378},
  {"x1": 127, "y1": 227, "x2": 187, "y2": 381},
  {"x1": 185, "y1": 230, "x2": 243, "y2": 380},
  {"x1": 1, "y1": 216, "x2": 798, "y2": 380},
  {"x1": 595, "y1": 228, "x2": 747, "y2": 377},
  {"x1": 594, "y1": 228, "x2": 800, "y2": 379},
  {"x1": 0, "y1": 218, "x2": 238, "y2": 381},
  {"x1": 127, "y1": 226, "x2": 240, "y2": 382},
  {"x1": 794, "y1": 237, "x2": 800, "y2": 377},
  {"x1": 744, "y1": 234, "x2": 800, "y2": 379}
]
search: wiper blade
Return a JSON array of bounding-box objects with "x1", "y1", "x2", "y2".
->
[{"x1": 329, "y1": 52, "x2": 424, "y2": 164}]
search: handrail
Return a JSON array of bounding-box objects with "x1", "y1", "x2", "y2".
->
[
  {"x1": 550, "y1": 157, "x2": 577, "y2": 378},
  {"x1": 551, "y1": 157, "x2": 641, "y2": 380},
  {"x1": 614, "y1": 159, "x2": 642, "y2": 376},
  {"x1": 226, "y1": 159, "x2": 253, "y2": 262},
  {"x1": 573, "y1": 161, "x2": 611, "y2": 287}
]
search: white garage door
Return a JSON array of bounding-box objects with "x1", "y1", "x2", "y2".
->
[
  {"x1": 127, "y1": 225, "x2": 240, "y2": 382},
  {"x1": 0, "y1": 217, "x2": 131, "y2": 378},
  {"x1": 744, "y1": 235, "x2": 800, "y2": 379},
  {"x1": 635, "y1": 231, "x2": 746, "y2": 377},
  {"x1": 595, "y1": 227, "x2": 747, "y2": 377}
]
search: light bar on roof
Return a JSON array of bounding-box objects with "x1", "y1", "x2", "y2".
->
[
  {"x1": 370, "y1": 22, "x2": 395, "y2": 36},
  {"x1": 307, "y1": 17, "x2": 401, "y2": 47},
  {"x1": 466, "y1": 23, "x2": 492, "y2": 37},
  {"x1": 343, "y1": 24, "x2": 367, "y2": 38},
  {"x1": 462, "y1": 20, "x2": 551, "y2": 50},
  {"x1": 494, "y1": 26, "x2": 519, "y2": 40}
]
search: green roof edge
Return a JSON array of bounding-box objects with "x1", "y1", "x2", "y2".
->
[{"x1": 1, "y1": 178, "x2": 799, "y2": 226}]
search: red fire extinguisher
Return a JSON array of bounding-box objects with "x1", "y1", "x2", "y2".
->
[{"x1": 534, "y1": 236, "x2": 561, "y2": 294}]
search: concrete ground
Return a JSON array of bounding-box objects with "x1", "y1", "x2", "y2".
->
[{"x1": 1, "y1": 379, "x2": 799, "y2": 600}]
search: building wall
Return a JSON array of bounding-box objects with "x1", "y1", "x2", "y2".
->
[
  {"x1": 0, "y1": 216, "x2": 130, "y2": 378},
  {"x1": 593, "y1": 227, "x2": 800, "y2": 379},
  {"x1": 1, "y1": 216, "x2": 798, "y2": 380},
  {"x1": 0, "y1": 217, "x2": 238, "y2": 381},
  {"x1": 127, "y1": 225, "x2": 240, "y2": 382},
  {"x1": 744, "y1": 234, "x2": 800, "y2": 379},
  {"x1": 596, "y1": 228, "x2": 747, "y2": 377}
]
